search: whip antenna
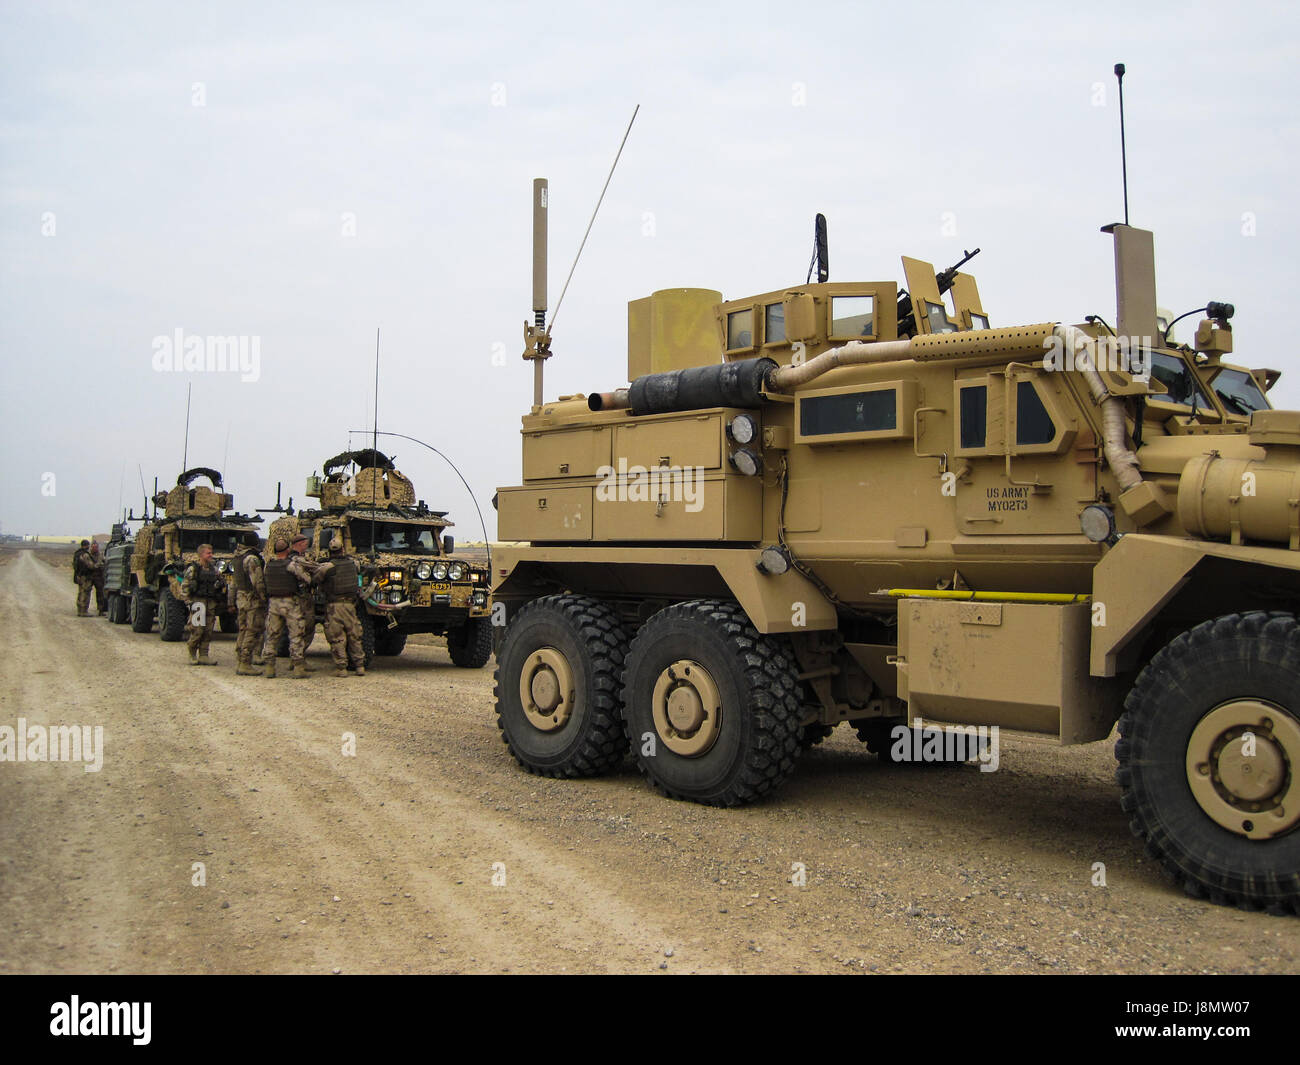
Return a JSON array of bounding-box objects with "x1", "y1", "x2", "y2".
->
[{"x1": 550, "y1": 104, "x2": 640, "y2": 333}]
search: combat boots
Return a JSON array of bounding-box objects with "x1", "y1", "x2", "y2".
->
[
  {"x1": 263, "y1": 660, "x2": 277, "y2": 678},
  {"x1": 236, "y1": 658, "x2": 259, "y2": 676},
  {"x1": 290, "y1": 661, "x2": 309, "y2": 680},
  {"x1": 334, "y1": 666, "x2": 348, "y2": 678},
  {"x1": 197, "y1": 650, "x2": 218, "y2": 666},
  {"x1": 354, "y1": 664, "x2": 366, "y2": 677},
  {"x1": 189, "y1": 648, "x2": 200, "y2": 666}
]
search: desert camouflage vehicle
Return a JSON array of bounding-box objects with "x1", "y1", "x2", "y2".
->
[
  {"x1": 103, "y1": 515, "x2": 146, "y2": 624},
  {"x1": 491, "y1": 176, "x2": 1300, "y2": 912},
  {"x1": 126, "y1": 468, "x2": 262, "y2": 640},
  {"x1": 280, "y1": 449, "x2": 492, "y2": 667}
]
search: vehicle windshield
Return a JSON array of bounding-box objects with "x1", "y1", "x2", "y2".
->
[
  {"x1": 1209, "y1": 367, "x2": 1271, "y2": 416},
  {"x1": 1149, "y1": 352, "x2": 1213, "y2": 412},
  {"x1": 349, "y1": 520, "x2": 439, "y2": 554},
  {"x1": 179, "y1": 528, "x2": 241, "y2": 553}
]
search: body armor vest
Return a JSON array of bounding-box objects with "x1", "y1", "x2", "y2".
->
[
  {"x1": 232, "y1": 548, "x2": 262, "y2": 592},
  {"x1": 326, "y1": 557, "x2": 359, "y2": 601},
  {"x1": 264, "y1": 557, "x2": 302, "y2": 598},
  {"x1": 190, "y1": 563, "x2": 225, "y2": 600}
]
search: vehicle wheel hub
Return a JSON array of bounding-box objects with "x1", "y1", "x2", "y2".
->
[
  {"x1": 520, "y1": 647, "x2": 573, "y2": 732},
  {"x1": 1186, "y1": 700, "x2": 1300, "y2": 839},
  {"x1": 652, "y1": 659, "x2": 722, "y2": 757}
]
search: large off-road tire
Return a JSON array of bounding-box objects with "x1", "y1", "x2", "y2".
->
[
  {"x1": 129, "y1": 591, "x2": 155, "y2": 633},
  {"x1": 1117, "y1": 612, "x2": 1300, "y2": 914},
  {"x1": 374, "y1": 628, "x2": 407, "y2": 657},
  {"x1": 622, "y1": 600, "x2": 802, "y2": 806},
  {"x1": 158, "y1": 587, "x2": 186, "y2": 642},
  {"x1": 447, "y1": 617, "x2": 493, "y2": 669},
  {"x1": 218, "y1": 611, "x2": 238, "y2": 634},
  {"x1": 494, "y1": 594, "x2": 629, "y2": 777},
  {"x1": 107, "y1": 592, "x2": 129, "y2": 625}
]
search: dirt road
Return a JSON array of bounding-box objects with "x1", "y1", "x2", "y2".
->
[{"x1": 2, "y1": 549, "x2": 1297, "y2": 974}]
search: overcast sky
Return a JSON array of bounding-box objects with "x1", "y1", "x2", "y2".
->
[{"x1": 3, "y1": 0, "x2": 1297, "y2": 539}]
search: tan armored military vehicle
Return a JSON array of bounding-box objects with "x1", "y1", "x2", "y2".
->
[
  {"x1": 281, "y1": 449, "x2": 493, "y2": 667},
  {"x1": 127, "y1": 468, "x2": 262, "y2": 640},
  {"x1": 491, "y1": 179, "x2": 1300, "y2": 912}
]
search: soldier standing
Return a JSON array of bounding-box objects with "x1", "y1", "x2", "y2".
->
[
  {"x1": 181, "y1": 543, "x2": 223, "y2": 665},
  {"x1": 261, "y1": 535, "x2": 317, "y2": 679},
  {"x1": 232, "y1": 530, "x2": 267, "y2": 676},
  {"x1": 314, "y1": 540, "x2": 367, "y2": 677},
  {"x1": 72, "y1": 539, "x2": 99, "y2": 616},
  {"x1": 88, "y1": 541, "x2": 108, "y2": 616}
]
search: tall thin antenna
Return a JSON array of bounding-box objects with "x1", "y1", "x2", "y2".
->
[
  {"x1": 117, "y1": 461, "x2": 125, "y2": 518},
  {"x1": 182, "y1": 382, "x2": 192, "y2": 472},
  {"x1": 1114, "y1": 63, "x2": 1129, "y2": 226},
  {"x1": 221, "y1": 422, "x2": 231, "y2": 481},
  {"x1": 138, "y1": 464, "x2": 148, "y2": 518},
  {"x1": 371, "y1": 328, "x2": 380, "y2": 560},
  {"x1": 549, "y1": 104, "x2": 640, "y2": 333}
]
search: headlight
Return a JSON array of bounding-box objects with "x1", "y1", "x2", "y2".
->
[
  {"x1": 472, "y1": 590, "x2": 488, "y2": 607},
  {"x1": 448, "y1": 562, "x2": 465, "y2": 581},
  {"x1": 433, "y1": 561, "x2": 449, "y2": 580},
  {"x1": 388, "y1": 589, "x2": 402, "y2": 604},
  {"x1": 416, "y1": 563, "x2": 432, "y2": 580},
  {"x1": 727, "y1": 413, "x2": 757, "y2": 444}
]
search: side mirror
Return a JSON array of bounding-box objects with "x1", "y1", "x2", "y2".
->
[{"x1": 443, "y1": 534, "x2": 454, "y2": 555}]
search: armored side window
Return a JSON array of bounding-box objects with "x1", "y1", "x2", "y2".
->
[
  {"x1": 726, "y1": 308, "x2": 755, "y2": 353},
  {"x1": 829, "y1": 295, "x2": 875, "y2": 340},
  {"x1": 924, "y1": 300, "x2": 959, "y2": 334},
  {"x1": 960, "y1": 384, "x2": 988, "y2": 448},
  {"x1": 801, "y1": 389, "x2": 896, "y2": 436},
  {"x1": 1015, "y1": 381, "x2": 1055, "y2": 445},
  {"x1": 764, "y1": 302, "x2": 786, "y2": 345}
]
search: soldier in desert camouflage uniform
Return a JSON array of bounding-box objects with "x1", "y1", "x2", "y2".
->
[
  {"x1": 313, "y1": 540, "x2": 367, "y2": 678},
  {"x1": 181, "y1": 543, "x2": 223, "y2": 665},
  {"x1": 88, "y1": 541, "x2": 108, "y2": 615},
  {"x1": 232, "y1": 530, "x2": 267, "y2": 676},
  {"x1": 261, "y1": 535, "x2": 317, "y2": 679},
  {"x1": 72, "y1": 539, "x2": 99, "y2": 616}
]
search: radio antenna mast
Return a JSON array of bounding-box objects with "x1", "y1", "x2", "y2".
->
[
  {"x1": 524, "y1": 104, "x2": 640, "y2": 410},
  {"x1": 1114, "y1": 63, "x2": 1130, "y2": 225},
  {"x1": 370, "y1": 327, "x2": 380, "y2": 561}
]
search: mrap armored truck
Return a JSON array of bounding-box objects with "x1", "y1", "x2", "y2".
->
[{"x1": 490, "y1": 178, "x2": 1299, "y2": 913}]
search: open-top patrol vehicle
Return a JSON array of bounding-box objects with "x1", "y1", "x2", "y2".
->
[
  {"x1": 126, "y1": 468, "x2": 262, "y2": 640},
  {"x1": 490, "y1": 175, "x2": 1300, "y2": 913},
  {"x1": 283, "y1": 449, "x2": 493, "y2": 667}
]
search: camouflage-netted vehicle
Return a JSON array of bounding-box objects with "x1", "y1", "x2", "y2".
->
[
  {"x1": 127, "y1": 468, "x2": 263, "y2": 641},
  {"x1": 282, "y1": 449, "x2": 492, "y2": 666}
]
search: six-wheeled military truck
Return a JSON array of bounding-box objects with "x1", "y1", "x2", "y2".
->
[
  {"x1": 285, "y1": 449, "x2": 493, "y2": 667},
  {"x1": 126, "y1": 468, "x2": 263, "y2": 640},
  {"x1": 490, "y1": 178, "x2": 1300, "y2": 912}
]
